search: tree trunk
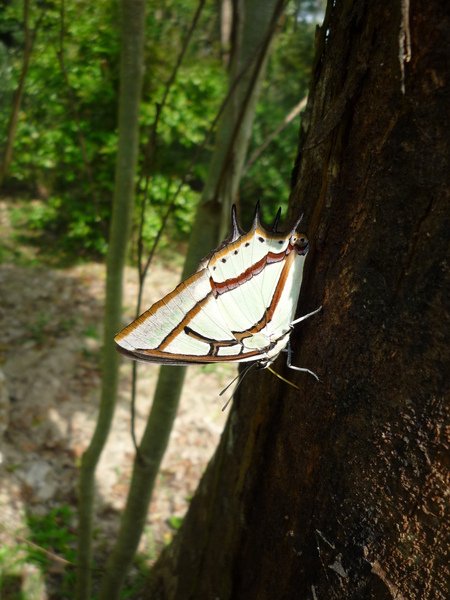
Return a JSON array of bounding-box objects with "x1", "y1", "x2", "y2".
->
[
  {"x1": 146, "y1": 0, "x2": 449, "y2": 598},
  {"x1": 76, "y1": 1, "x2": 146, "y2": 599}
]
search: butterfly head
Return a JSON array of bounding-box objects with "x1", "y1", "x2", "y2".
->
[{"x1": 290, "y1": 233, "x2": 309, "y2": 256}]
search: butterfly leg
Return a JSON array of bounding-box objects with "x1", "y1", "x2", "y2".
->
[
  {"x1": 286, "y1": 342, "x2": 320, "y2": 381},
  {"x1": 290, "y1": 305, "x2": 322, "y2": 327}
]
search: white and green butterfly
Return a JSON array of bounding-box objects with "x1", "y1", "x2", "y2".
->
[{"x1": 115, "y1": 204, "x2": 320, "y2": 379}]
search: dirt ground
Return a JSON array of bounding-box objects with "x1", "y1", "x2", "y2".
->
[{"x1": 0, "y1": 200, "x2": 232, "y2": 592}]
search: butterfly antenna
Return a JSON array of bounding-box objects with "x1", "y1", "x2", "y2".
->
[
  {"x1": 219, "y1": 362, "x2": 257, "y2": 410},
  {"x1": 267, "y1": 366, "x2": 300, "y2": 390}
]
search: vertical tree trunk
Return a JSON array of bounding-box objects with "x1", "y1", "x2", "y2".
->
[
  {"x1": 76, "y1": 1, "x2": 146, "y2": 599},
  {"x1": 146, "y1": 0, "x2": 449, "y2": 598},
  {"x1": 98, "y1": 2, "x2": 285, "y2": 598}
]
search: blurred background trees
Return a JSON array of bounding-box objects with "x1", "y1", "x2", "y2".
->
[
  {"x1": 1, "y1": 0, "x2": 324, "y2": 596},
  {"x1": 0, "y1": 0, "x2": 322, "y2": 259}
]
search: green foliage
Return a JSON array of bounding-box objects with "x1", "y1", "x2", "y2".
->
[
  {"x1": 0, "y1": 505, "x2": 77, "y2": 600},
  {"x1": 26, "y1": 505, "x2": 77, "y2": 568},
  {"x1": 167, "y1": 515, "x2": 184, "y2": 530},
  {"x1": 26, "y1": 505, "x2": 77, "y2": 598},
  {"x1": 1, "y1": 0, "x2": 319, "y2": 259},
  {"x1": 0, "y1": 541, "x2": 46, "y2": 600}
]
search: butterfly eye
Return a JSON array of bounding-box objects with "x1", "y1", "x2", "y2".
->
[{"x1": 290, "y1": 232, "x2": 309, "y2": 255}]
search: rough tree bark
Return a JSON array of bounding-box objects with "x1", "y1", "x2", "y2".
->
[{"x1": 146, "y1": 0, "x2": 449, "y2": 598}]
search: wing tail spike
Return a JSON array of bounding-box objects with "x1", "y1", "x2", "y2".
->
[
  {"x1": 230, "y1": 204, "x2": 244, "y2": 241},
  {"x1": 271, "y1": 207, "x2": 282, "y2": 232},
  {"x1": 251, "y1": 200, "x2": 262, "y2": 231}
]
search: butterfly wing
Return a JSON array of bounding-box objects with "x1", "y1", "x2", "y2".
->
[{"x1": 115, "y1": 206, "x2": 308, "y2": 365}]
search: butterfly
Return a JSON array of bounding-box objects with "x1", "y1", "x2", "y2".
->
[{"x1": 115, "y1": 203, "x2": 320, "y2": 379}]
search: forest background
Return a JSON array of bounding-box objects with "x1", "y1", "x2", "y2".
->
[
  {"x1": 0, "y1": 0, "x2": 319, "y2": 258},
  {"x1": 0, "y1": 0, "x2": 325, "y2": 598}
]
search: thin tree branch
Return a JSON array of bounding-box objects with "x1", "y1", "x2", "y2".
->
[
  {"x1": 244, "y1": 95, "x2": 307, "y2": 172},
  {"x1": 211, "y1": 0, "x2": 288, "y2": 214},
  {"x1": 133, "y1": 0, "x2": 208, "y2": 264},
  {"x1": 140, "y1": 0, "x2": 208, "y2": 179},
  {"x1": 0, "y1": 0, "x2": 45, "y2": 185}
]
